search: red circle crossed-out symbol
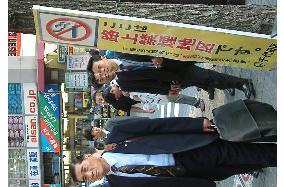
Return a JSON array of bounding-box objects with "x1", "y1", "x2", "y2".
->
[{"x1": 46, "y1": 18, "x2": 91, "y2": 42}]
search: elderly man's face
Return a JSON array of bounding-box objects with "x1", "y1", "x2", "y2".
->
[
  {"x1": 74, "y1": 154, "x2": 110, "y2": 182},
  {"x1": 92, "y1": 59, "x2": 118, "y2": 84},
  {"x1": 91, "y1": 58, "x2": 118, "y2": 74},
  {"x1": 94, "y1": 72, "x2": 116, "y2": 84}
]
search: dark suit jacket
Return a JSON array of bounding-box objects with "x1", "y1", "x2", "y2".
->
[
  {"x1": 103, "y1": 117, "x2": 218, "y2": 187},
  {"x1": 104, "y1": 116, "x2": 149, "y2": 132},
  {"x1": 114, "y1": 53, "x2": 196, "y2": 95},
  {"x1": 108, "y1": 95, "x2": 140, "y2": 112}
]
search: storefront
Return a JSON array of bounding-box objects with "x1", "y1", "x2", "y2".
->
[
  {"x1": 8, "y1": 32, "x2": 128, "y2": 186},
  {"x1": 8, "y1": 83, "x2": 42, "y2": 187},
  {"x1": 8, "y1": 33, "x2": 63, "y2": 187}
]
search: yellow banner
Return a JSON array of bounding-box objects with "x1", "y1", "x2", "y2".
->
[
  {"x1": 98, "y1": 18, "x2": 276, "y2": 70},
  {"x1": 33, "y1": 6, "x2": 276, "y2": 70}
]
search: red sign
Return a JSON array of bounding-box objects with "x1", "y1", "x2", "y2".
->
[
  {"x1": 46, "y1": 18, "x2": 91, "y2": 42},
  {"x1": 23, "y1": 83, "x2": 38, "y2": 115},
  {"x1": 8, "y1": 32, "x2": 21, "y2": 56},
  {"x1": 40, "y1": 118, "x2": 60, "y2": 153},
  {"x1": 25, "y1": 116, "x2": 39, "y2": 148}
]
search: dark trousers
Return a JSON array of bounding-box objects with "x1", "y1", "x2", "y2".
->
[
  {"x1": 182, "y1": 64, "x2": 247, "y2": 91},
  {"x1": 174, "y1": 139, "x2": 276, "y2": 181},
  {"x1": 164, "y1": 60, "x2": 247, "y2": 91}
]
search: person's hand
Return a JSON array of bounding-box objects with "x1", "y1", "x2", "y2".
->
[
  {"x1": 168, "y1": 83, "x2": 181, "y2": 96},
  {"x1": 203, "y1": 119, "x2": 217, "y2": 132},
  {"x1": 122, "y1": 91, "x2": 129, "y2": 97},
  {"x1": 141, "y1": 100, "x2": 146, "y2": 104},
  {"x1": 152, "y1": 57, "x2": 163, "y2": 67},
  {"x1": 145, "y1": 108, "x2": 155, "y2": 113},
  {"x1": 168, "y1": 90, "x2": 180, "y2": 96},
  {"x1": 104, "y1": 143, "x2": 117, "y2": 151},
  {"x1": 171, "y1": 83, "x2": 181, "y2": 91}
]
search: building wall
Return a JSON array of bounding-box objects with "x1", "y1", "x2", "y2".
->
[{"x1": 8, "y1": 56, "x2": 37, "y2": 83}]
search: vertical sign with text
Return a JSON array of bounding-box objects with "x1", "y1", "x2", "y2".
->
[
  {"x1": 23, "y1": 83, "x2": 38, "y2": 115},
  {"x1": 25, "y1": 116, "x2": 39, "y2": 148},
  {"x1": 67, "y1": 54, "x2": 90, "y2": 70},
  {"x1": 29, "y1": 179, "x2": 41, "y2": 187},
  {"x1": 27, "y1": 148, "x2": 41, "y2": 180},
  {"x1": 58, "y1": 45, "x2": 67, "y2": 63},
  {"x1": 8, "y1": 32, "x2": 21, "y2": 56},
  {"x1": 39, "y1": 85, "x2": 61, "y2": 153},
  {"x1": 65, "y1": 72, "x2": 88, "y2": 88}
]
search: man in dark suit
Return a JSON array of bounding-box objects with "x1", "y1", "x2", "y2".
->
[
  {"x1": 94, "y1": 89, "x2": 155, "y2": 114},
  {"x1": 83, "y1": 116, "x2": 149, "y2": 141},
  {"x1": 87, "y1": 52, "x2": 255, "y2": 100},
  {"x1": 70, "y1": 117, "x2": 276, "y2": 187}
]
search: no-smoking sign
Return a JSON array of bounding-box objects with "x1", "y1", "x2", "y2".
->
[{"x1": 46, "y1": 18, "x2": 91, "y2": 42}]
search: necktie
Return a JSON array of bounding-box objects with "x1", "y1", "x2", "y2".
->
[
  {"x1": 111, "y1": 164, "x2": 186, "y2": 177},
  {"x1": 119, "y1": 64, "x2": 147, "y2": 71}
]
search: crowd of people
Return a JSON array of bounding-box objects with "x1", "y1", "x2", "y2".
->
[{"x1": 71, "y1": 49, "x2": 276, "y2": 187}]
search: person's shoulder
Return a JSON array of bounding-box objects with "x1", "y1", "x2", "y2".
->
[
  {"x1": 109, "y1": 96, "x2": 132, "y2": 111},
  {"x1": 119, "y1": 95, "x2": 135, "y2": 102}
]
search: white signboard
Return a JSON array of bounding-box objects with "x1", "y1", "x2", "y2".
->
[
  {"x1": 27, "y1": 148, "x2": 41, "y2": 180},
  {"x1": 25, "y1": 116, "x2": 39, "y2": 148},
  {"x1": 29, "y1": 179, "x2": 41, "y2": 187},
  {"x1": 67, "y1": 54, "x2": 91, "y2": 70},
  {"x1": 65, "y1": 72, "x2": 88, "y2": 88},
  {"x1": 34, "y1": 6, "x2": 99, "y2": 47},
  {"x1": 23, "y1": 83, "x2": 38, "y2": 115}
]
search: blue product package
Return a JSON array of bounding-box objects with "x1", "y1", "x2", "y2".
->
[
  {"x1": 8, "y1": 83, "x2": 15, "y2": 94},
  {"x1": 15, "y1": 83, "x2": 21, "y2": 95}
]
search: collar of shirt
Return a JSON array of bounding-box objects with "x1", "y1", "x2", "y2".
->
[
  {"x1": 103, "y1": 129, "x2": 110, "y2": 135},
  {"x1": 103, "y1": 130, "x2": 110, "y2": 139},
  {"x1": 102, "y1": 152, "x2": 118, "y2": 175},
  {"x1": 110, "y1": 79, "x2": 119, "y2": 86}
]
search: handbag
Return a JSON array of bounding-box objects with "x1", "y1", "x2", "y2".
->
[{"x1": 212, "y1": 100, "x2": 276, "y2": 142}]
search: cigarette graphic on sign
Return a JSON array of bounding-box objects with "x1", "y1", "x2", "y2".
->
[
  {"x1": 46, "y1": 18, "x2": 91, "y2": 42},
  {"x1": 71, "y1": 25, "x2": 78, "y2": 38}
]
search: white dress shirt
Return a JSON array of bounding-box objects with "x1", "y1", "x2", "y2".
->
[
  {"x1": 102, "y1": 152, "x2": 175, "y2": 177},
  {"x1": 129, "y1": 92, "x2": 168, "y2": 109}
]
